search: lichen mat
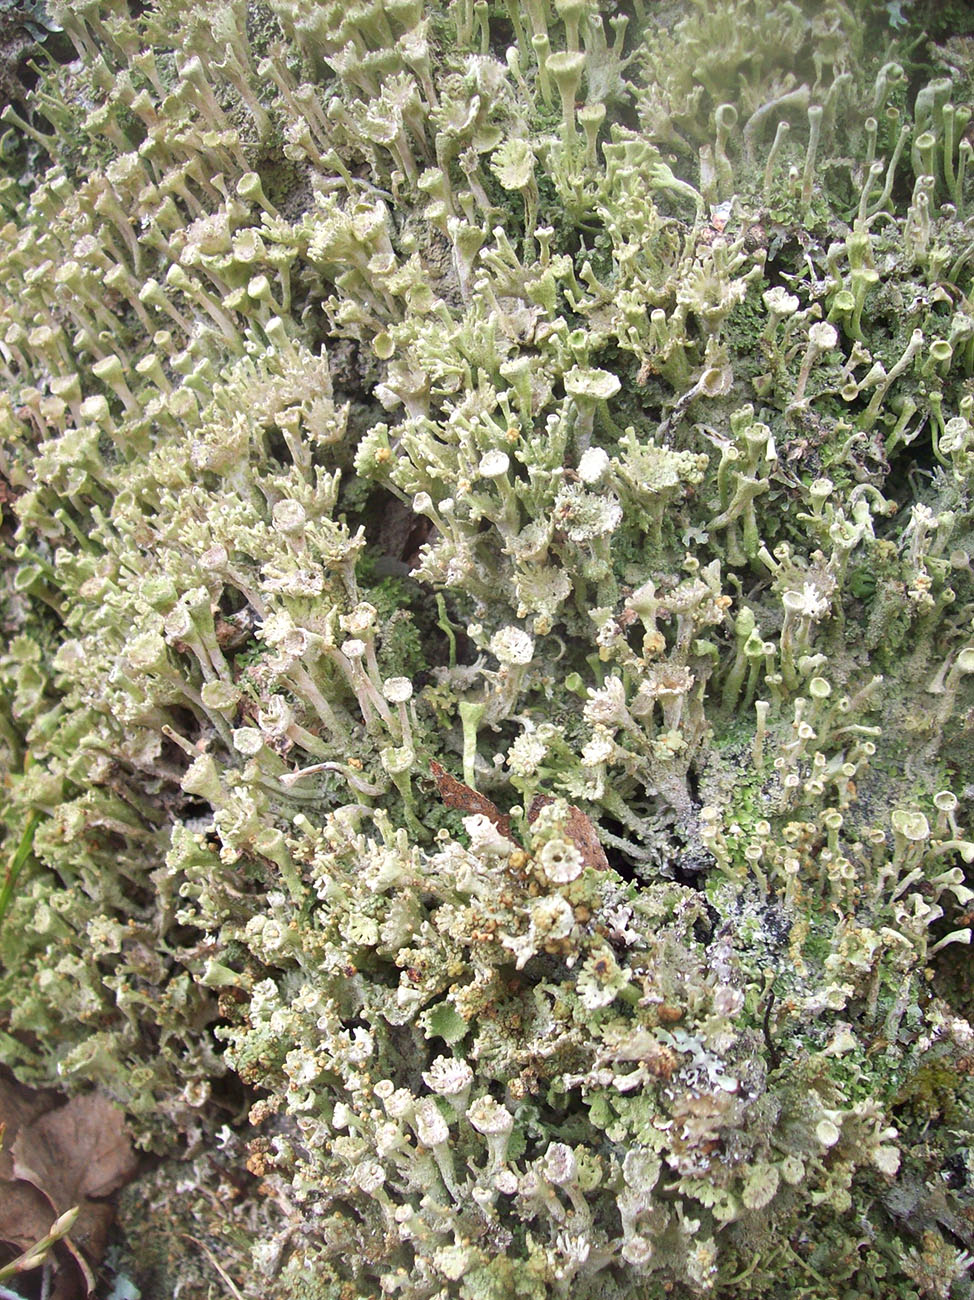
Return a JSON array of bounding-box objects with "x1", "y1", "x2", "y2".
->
[{"x1": 1, "y1": 1, "x2": 974, "y2": 1297}]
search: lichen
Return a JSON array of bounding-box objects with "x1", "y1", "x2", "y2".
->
[{"x1": 2, "y1": 1, "x2": 974, "y2": 1297}]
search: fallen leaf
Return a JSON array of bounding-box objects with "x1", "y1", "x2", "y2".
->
[
  {"x1": 429, "y1": 765, "x2": 609, "y2": 869},
  {"x1": 430, "y1": 760, "x2": 515, "y2": 841},
  {"x1": 13, "y1": 1092, "x2": 138, "y2": 1281},
  {"x1": 0, "y1": 1071, "x2": 60, "y2": 1182},
  {"x1": 0, "y1": 1076, "x2": 138, "y2": 1298},
  {"x1": 0, "y1": 1178, "x2": 55, "y2": 1254},
  {"x1": 0, "y1": 1070, "x2": 65, "y2": 1258},
  {"x1": 527, "y1": 795, "x2": 610, "y2": 871},
  {"x1": 13, "y1": 1092, "x2": 139, "y2": 1205}
]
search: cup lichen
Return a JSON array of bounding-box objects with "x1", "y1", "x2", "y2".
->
[{"x1": 2, "y1": 0, "x2": 974, "y2": 1297}]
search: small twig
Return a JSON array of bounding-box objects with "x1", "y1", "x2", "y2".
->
[
  {"x1": 182, "y1": 1235, "x2": 247, "y2": 1300},
  {"x1": 762, "y1": 987, "x2": 782, "y2": 1072}
]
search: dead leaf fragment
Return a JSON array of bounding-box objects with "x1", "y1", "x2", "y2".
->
[
  {"x1": 0, "y1": 1072, "x2": 60, "y2": 1182},
  {"x1": 0, "y1": 1071, "x2": 65, "y2": 1258},
  {"x1": 12, "y1": 1092, "x2": 139, "y2": 1206},
  {"x1": 0, "y1": 1178, "x2": 56, "y2": 1254},
  {"x1": 13, "y1": 1092, "x2": 139, "y2": 1283},
  {"x1": 0, "y1": 1075, "x2": 138, "y2": 1298},
  {"x1": 527, "y1": 795, "x2": 610, "y2": 871},
  {"x1": 429, "y1": 765, "x2": 609, "y2": 870},
  {"x1": 430, "y1": 760, "x2": 515, "y2": 841}
]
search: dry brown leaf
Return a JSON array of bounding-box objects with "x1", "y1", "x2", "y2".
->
[
  {"x1": 12, "y1": 1093, "x2": 138, "y2": 1206},
  {"x1": 527, "y1": 795, "x2": 610, "y2": 872},
  {"x1": 0, "y1": 1178, "x2": 56, "y2": 1254},
  {"x1": 13, "y1": 1092, "x2": 138, "y2": 1280},
  {"x1": 0, "y1": 1081, "x2": 138, "y2": 1299},
  {"x1": 430, "y1": 760, "x2": 515, "y2": 841},
  {"x1": 0, "y1": 1071, "x2": 64, "y2": 1256},
  {"x1": 0, "y1": 1073, "x2": 83, "y2": 1295},
  {"x1": 428, "y1": 764, "x2": 609, "y2": 869},
  {"x1": 0, "y1": 1071, "x2": 60, "y2": 1181}
]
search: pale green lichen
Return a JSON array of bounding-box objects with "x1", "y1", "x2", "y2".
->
[{"x1": 2, "y1": 1, "x2": 974, "y2": 1297}]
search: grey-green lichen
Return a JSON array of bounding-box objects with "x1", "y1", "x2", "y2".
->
[{"x1": 2, "y1": 0, "x2": 974, "y2": 1296}]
